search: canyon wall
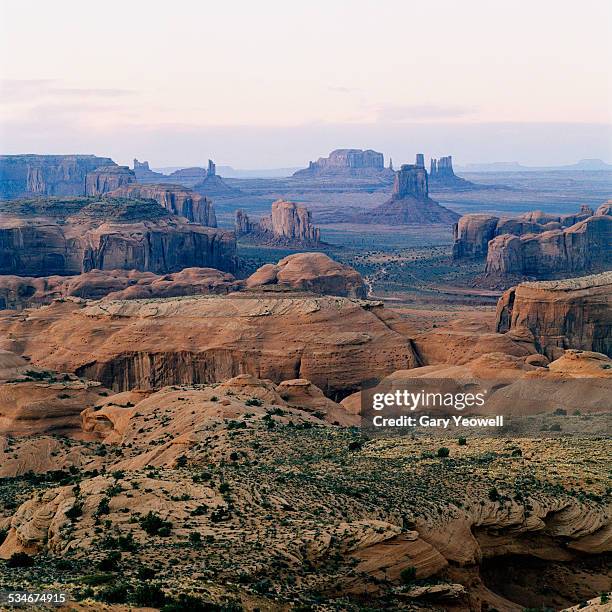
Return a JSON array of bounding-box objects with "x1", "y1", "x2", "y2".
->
[
  {"x1": 453, "y1": 204, "x2": 600, "y2": 262},
  {"x1": 485, "y1": 214, "x2": 611, "y2": 278},
  {"x1": 85, "y1": 166, "x2": 136, "y2": 196},
  {"x1": 0, "y1": 197, "x2": 236, "y2": 276},
  {"x1": 495, "y1": 272, "x2": 612, "y2": 358},
  {"x1": 0, "y1": 155, "x2": 118, "y2": 199}
]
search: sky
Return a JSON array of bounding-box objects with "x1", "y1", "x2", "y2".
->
[{"x1": 1, "y1": 0, "x2": 611, "y2": 168}]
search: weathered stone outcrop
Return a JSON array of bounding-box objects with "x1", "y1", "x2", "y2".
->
[
  {"x1": 0, "y1": 267, "x2": 240, "y2": 309},
  {"x1": 0, "y1": 155, "x2": 117, "y2": 199},
  {"x1": 485, "y1": 214, "x2": 612, "y2": 278},
  {"x1": 0, "y1": 294, "x2": 419, "y2": 397},
  {"x1": 293, "y1": 149, "x2": 394, "y2": 179},
  {"x1": 495, "y1": 272, "x2": 612, "y2": 358},
  {"x1": 132, "y1": 158, "x2": 165, "y2": 182},
  {"x1": 235, "y1": 200, "x2": 322, "y2": 245},
  {"x1": 193, "y1": 159, "x2": 239, "y2": 196},
  {"x1": 246, "y1": 253, "x2": 367, "y2": 298},
  {"x1": 107, "y1": 183, "x2": 217, "y2": 226},
  {"x1": 0, "y1": 197, "x2": 236, "y2": 276},
  {"x1": 364, "y1": 161, "x2": 460, "y2": 225},
  {"x1": 453, "y1": 205, "x2": 605, "y2": 262}
]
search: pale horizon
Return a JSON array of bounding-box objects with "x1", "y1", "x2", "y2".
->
[{"x1": 1, "y1": 0, "x2": 611, "y2": 168}]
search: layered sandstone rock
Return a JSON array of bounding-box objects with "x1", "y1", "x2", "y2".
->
[
  {"x1": 0, "y1": 293, "x2": 419, "y2": 398},
  {"x1": 0, "y1": 197, "x2": 236, "y2": 276},
  {"x1": 485, "y1": 215, "x2": 612, "y2": 278},
  {"x1": 0, "y1": 154, "x2": 117, "y2": 199},
  {"x1": 364, "y1": 162, "x2": 460, "y2": 225},
  {"x1": 453, "y1": 204, "x2": 605, "y2": 262},
  {"x1": 108, "y1": 183, "x2": 217, "y2": 226},
  {"x1": 245, "y1": 253, "x2": 367, "y2": 298},
  {"x1": 235, "y1": 200, "x2": 322, "y2": 245},
  {"x1": 495, "y1": 272, "x2": 612, "y2": 358},
  {"x1": 0, "y1": 267, "x2": 240, "y2": 309},
  {"x1": 293, "y1": 149, "x2": 393, "y2": 179}
]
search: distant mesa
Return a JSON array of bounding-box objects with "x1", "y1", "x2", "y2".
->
[
  {"x1": 235, "y1": 199, "x2": 322, "y2": 246},
  {"x1": 293, "y1": 149, "x2": 395, "y2": 180},
  {"x1": 133, "y1": 157, "x2": 239, "y2": 195},
  {"x1": 360, "y1": 157, "x2": 460, "y2": 225},
  {"x1": 453, "y1": 202, "x2": 612, "y2": 285},
  {"x1": 0, "y1": 154, "x2": 133, "y2": 199},
  {"x1": 428, "y1": 155, "x2": 475, "y2": 190},
  {"x1": 0, "y1": 196, "x2": 236, "y2": 276}
]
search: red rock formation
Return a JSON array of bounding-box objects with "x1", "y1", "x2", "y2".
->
[
  {"x1": 365, "y1": 164, "x2": 460, "y2": 225},
  {"x1": 0, "y1": 293, "x2": 419, "y2": 398},
  {"x1": 0, "y1": 268, "x2": 240, "y2": 309},
  {"x1": 245, "y1": 253, "x2": 367, "y2": 298},
  {"x1": 0, "y1": 196, "x2": 236, "y2": 276},
  {"x1": 485, "y1": 214, "x2": 612, "y2": 278},
  {"x1": 453, "y1": 205, "x2": 604, "y2": 262},
  {"x1": 235, "y1": 200, "x2": 322, "y2": 245},
  {"x1": 108, "y1": 183, "x2": 217, "y2": 226},
  {"x1": 495, "y1": 272, "x2": 612, "y2": 358}
]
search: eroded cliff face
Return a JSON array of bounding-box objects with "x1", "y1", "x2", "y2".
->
[
  {"x1": 0, "y1": 155, "x2": 118, "y2": 199},
  {"x1": 0, "y1": 294, "x2": 418, "y2": 397},
  {"x1": 0, "y1": 197, "x2": 236, "y2": 276},
  {"x1": 495, "y1": 272, "x2": 612, "y2": 359},
  {"x1": 485, "y1": 215, "x2": 612, "y2": 279},
  {"x1": 108, "y1": 183, "x2": 217, "y2": 226},
  {"x1": 453, "y1": 205, "x2": 604, "y2": 262},
  {"x1": 84, "y1": 166, "x2": 136, "y2": 196}
]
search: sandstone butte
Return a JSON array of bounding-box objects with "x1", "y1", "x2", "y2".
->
[
  {"x1": 236, "y1": 199, "x2": 322, "y2": 246},
  {"x1": 0, "y1": 196, "x2": 236, "y2": 276},
  {"x1": 364, "y1": 160, "x2": 460, "y2": 225},
  {"x1": 0, "y1": 253, "x2": 367, "y2": 309},
  {"x1": 496, "y1": 271, "x2": 612, "y2": 359}
]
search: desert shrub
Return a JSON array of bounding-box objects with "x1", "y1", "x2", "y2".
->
[
  {"x1": 549, "y1": 423, "x2": 562, "y2": 431},
  {"x1": 65, "y1": 501, "x2": 83, "y2": 520},
  {"x1": 137, "y1": 566, "x2": 156, "y2": 580},
  {"x1": 96, "y1": 497, "x2": 110, "y2": 515},
  {"x1": 81, "y1": 573, "x2": 115, "y2": 586},
  {"x1": 348, "y1": 440, "x2": 363, "y2": 451},
  {"x1": 140, "y1": 511, "x2": 172, "y2": 536},
  {"x1": 229, "y1": 452, "x2": 239, "y2": 461},
  {"x1": 488, "y1": 487, "x2": 501, "y2": 502},
  {"x1": 7, "y1": 552, "x2": 34, "y2": 567},
  {"x1": 133, "y1": 583, "x2": 166, "y2": 607},
  {"x1": 400, "y1": 566, "x2": 417, "y2": 584},
  {"x1": 553, "y1": 408, "x2": 567, "y2": 416},
  {"x1": 245, "y1": 397, "x2": 263, "y2": 407},
  {"x1": 98, "y1": 550, "x2": 121, "y2": 571},
  {"x1": 98, "y1": 582, "x2": 129, "y2": 604},
  {"x1": 219, "y1": 482, "x2": 230, "y2": 493},
  {"x1": 458, "y1": 437, "x2": 467, "y2": 446},
  {"x1": 0, "y1": 527, "x2": 7, "y2": 546},
  {"x1": 436, "y1": 447, "x2": 450, "y2": 458},
  {"x1": 511, "y1": 448, "x2": 523, "y2": 457},
  {"x1": 189, "y1": 531, "x2": 202, "y2": 544}
]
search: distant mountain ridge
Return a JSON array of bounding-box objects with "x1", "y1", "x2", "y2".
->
[{"x1": 457, "y1": 158, "x2": 612, "y2": 172}]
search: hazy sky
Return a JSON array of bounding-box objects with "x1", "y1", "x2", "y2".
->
[{"x1": 1, "y1": 0, "x2": 611, "y2": 167}]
